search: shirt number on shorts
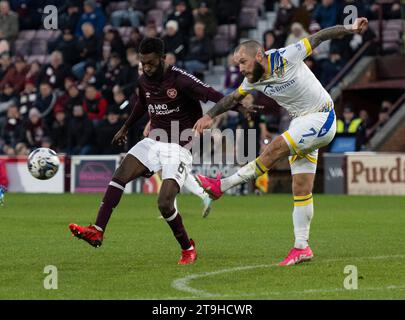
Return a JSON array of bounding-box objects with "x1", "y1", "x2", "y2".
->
[{"x1": 177, "y1": 162, "x2": 186, "y2": 174}]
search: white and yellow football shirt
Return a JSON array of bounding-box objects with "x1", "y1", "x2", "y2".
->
[{"x1": 238, "y1": 38, "x2": 334, "y2": 117}]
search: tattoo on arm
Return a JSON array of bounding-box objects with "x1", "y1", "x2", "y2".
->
[
  {"x1": 307, "y1": 25, "x2": 352, "y2": 49},
  {"x1": 207, "y1": 91, "x2": 243, "y2": 118}
]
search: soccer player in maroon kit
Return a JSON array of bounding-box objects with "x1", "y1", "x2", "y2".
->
[{"x1": 68, "y1": 38, "x2": 225, "y2": 265}]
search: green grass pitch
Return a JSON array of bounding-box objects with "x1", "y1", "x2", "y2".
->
[{"x1": 1, "y1": 193, "x2": 404, "y2": 300}]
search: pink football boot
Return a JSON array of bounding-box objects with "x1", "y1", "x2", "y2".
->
[
  {"x1": 195, "y1": 174, "x2": 223, "y2": 200},
  {"x1": 279, "y1": 246, "x2": 314, "y2": 266}
]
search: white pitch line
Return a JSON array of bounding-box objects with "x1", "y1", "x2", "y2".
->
[{"x1": 171, "y1": 254, "x2": 405, "y2": 298}]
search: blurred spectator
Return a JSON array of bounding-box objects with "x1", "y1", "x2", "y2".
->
[
  {"x1": 37, "y1": 50, "x2": 71, "y2": 90},
  {"x1": 285, "y1": 22, "x2": 309, "y2": 46},
  {"x1": 273, "y1": 0, "x2": 296, "y2": 45},
  {"x1": 82, "y1": 85, "x2": 107, "y2": 124},
  {"x1": 63, "y1": 82, "x2": 83, "y2": 117},
  {"x1": 224, "y1": 53, "x2": 243, "y2": 95},
  {"x1": 111, "y1": 85, "x2": 130, "y2": 119},
  {"x1": 48, "y1": 28, "x2": 80, "y2": 68},
  {"x1": 0, "y1": 37, "x2": 8, "y2": 55},
  {"x1": 293, "y1": 0, "x2": 317, "y2": 31},
  {"x1": 104, "y1": 28, "x2": 126, "y2": 60},
  {"x1": 356, "y1": 109, "x2": 372, "y2": 150},
  {"x1": 373, "y1": 101, "x2": 392, "y2": 133},
  {"x1": 0, "y1": 54, "x2": 29, "y2": 94},
  {"x1": 263, "y1": 30, "x2": 278, "y2": 51},
  {"x1": 59, "y1": 1, "x2": 81, "y2": 33},
  {"x1": 0, "y1": 51, "x2": 11, "y2": 79},
  {"x1": 189, "y1": 0, "x2": 216, "y2": 13},
  {"x1": 110, "y1": 0, "x2": 156, "y2": 27},
  {"x1": 336, "y1": 105, "x2": 362, "y2": 134},
  {"x1": 18, "y1": 79, "x2": 38, "y2": 117},
  {"x1": 216, "y1": 0, "x2": 241, "y2": 25},
  {"x1": 167, "y1": 0, "x2": 194, "y2": 38},
  {"x1": 50, "y1": 106, "x2": 69, "y2": 153},
  {"x1": 320, "y1": 52, "x2": 344, "y2": 86},
  {"x1": 75, "y1": 0, "x2": 106, "y2": 37},
  {"x1": 68, "y1": 104, "x2": 94, "y2": 155},
  {"x1": 0, "y1": 103, "x2": 23, "y2": 148},
  {"x1": 162, "y1": 20, "x2": 186, "y2": 61},
  {"x1": 184, "y1": 22, "x2": 211, "y2": 75},
  {"x1": 73, "y1": 23, "x2": 102, "y2": 79},
  {"x1": 121, "y1": 47, "x2": 139, "y2": 96},
  {"x1": 0, "y1": 82, "x2": 17, "y2": 115},
  {"x1": 193, "y1": 1, "x2": 217, "y2": 38},
  {"x1": 78, "y1": 62, "x2": 97, "y2": 90},
  {"x1": 94, "y1": 106, "x2": 125, "y2": 154},
  {"x1": 34, "y1": 82, "x2": 57, "y2": 127},
  {"x1": 15, "y1": 142, "x2": 29, "y2": 155},
  {"x1": 144, "y1": 20, "x2": 161, "y2": 38},
  {"x1": 313, "y1": 0, "x2": 340, "y2": 29},
  {"x1": 366, "y1": 0, "x2": 401, "y2": 20},
  {"x1": 25, "y1": 60, "x2": 41, "y2": 84},
  {"x1": 97, "y1": 52, "x2": 126, "y2": 102},
  {"x1": 0, "y1": 0, "x2": 19, "y2": 44},
  {"x1": 24, "y1": 107, "x2": 49, "y2": 149},
  {"x1": 126, "y1": 27, "x2": 143, "y2": 50}
]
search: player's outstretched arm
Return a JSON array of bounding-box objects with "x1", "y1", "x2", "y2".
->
[
  {"x1": 307, "y1": 17, "x2": 368, "y2": 50},
  {"x1": 193, "y1": 90, "x2": 244, "y2": 134}
]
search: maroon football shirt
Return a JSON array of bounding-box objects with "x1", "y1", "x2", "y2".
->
[{"x1": 125, "y1": 65, "x2": 224, "y2": 146}]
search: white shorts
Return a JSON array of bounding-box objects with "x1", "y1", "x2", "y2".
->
[
  {"x1": 281, "y1": 110, "x2": 336, "y2": 175},
  {"x1": 128, "y1": 138, "x2": 193, "y2": 188}
]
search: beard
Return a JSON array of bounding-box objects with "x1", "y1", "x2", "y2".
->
[
  {"x1": 251, "y1": 61, "x2": 265, "y2": 83},
  {"x1": 144, "y1": 60, "x2": 165, "y2": 82}
]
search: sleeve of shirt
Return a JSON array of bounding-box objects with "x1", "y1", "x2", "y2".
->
[
  {"x1": 237, "y1": 77, "x2": 254, "y2": 96},
  {"x1": 177, "y1": 72, "x2": 224, "y2": 103},
  {"x1": 124, "y1": 89, "x2": 148, "y2": 129},
  {"x1": 279, "y1": 38, "x2": 312, "y2": 64}
]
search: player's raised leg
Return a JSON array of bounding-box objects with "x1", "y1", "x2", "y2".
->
[
  {"x1": 196, "y1": 135, "x2": 290, "y2": 199},
  {"x1": 158, "y1": 178, "x2": 197, "y2": 265},
  {"x1": 279, "y1": 172, "x2": 315, "y2": 266},
  {"x1": 69, "y1": 154, "x2": 149, "y2": 247}
]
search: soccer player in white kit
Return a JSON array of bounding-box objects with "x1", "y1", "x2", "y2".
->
[{"x1": 193, "y1": 18, "x2": 369, "y2": 266}]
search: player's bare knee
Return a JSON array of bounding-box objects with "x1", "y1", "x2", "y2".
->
[
  {"x1": 157, "y1": 196, "x2": 175, "y2": 216},
  {"x1": 113, "y1": 165, "x2": 131, "y2": 184},
  {"x1": 293, "y1": 175, "x2": 314, "y2": 196}
]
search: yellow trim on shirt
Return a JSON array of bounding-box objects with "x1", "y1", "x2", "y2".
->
[
  {"x1": 303, "y1": 38, "x2": 312, "y2": 56},
  {"x1": 238, "y1": 85, "x2": 248, "y2": 96}
]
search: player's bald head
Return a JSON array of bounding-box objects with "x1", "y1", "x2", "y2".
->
[{"x1": 234, "y1": 40, "x2": 265, "y2": 58}]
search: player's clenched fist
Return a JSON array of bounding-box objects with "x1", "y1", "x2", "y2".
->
[
  {"x1": 112, "y1": 126, "x2": 128, "y2": 146},
  {"x1": 193, "y1": 114, "x2": 214, "y2": 135},
  {"x1": 350, "y1": 17, "x2": 368, "y2": 34}
]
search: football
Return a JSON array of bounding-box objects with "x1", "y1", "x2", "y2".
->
[{"x1": 27, "y1": 148, "x2": 60, "y2": 180}]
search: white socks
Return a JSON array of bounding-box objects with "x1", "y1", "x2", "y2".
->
[
  {"x1": 183, "y1": 174, "x2": 206, "y2": 200},
  {"x1": 293, "y1": 194, "x2": 314, "y2": 249},
  {"x1": 221, "y1": 158, "x2": 269, "y2": 192}
]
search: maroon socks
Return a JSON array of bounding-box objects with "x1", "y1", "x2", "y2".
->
[{"x1": 95, "y1": 178, "x2": 125, "y2": 231}]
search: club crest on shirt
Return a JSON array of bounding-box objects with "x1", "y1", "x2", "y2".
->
[{"x1": 167, "y1": 88, "x2": 177, "y2": 99}]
